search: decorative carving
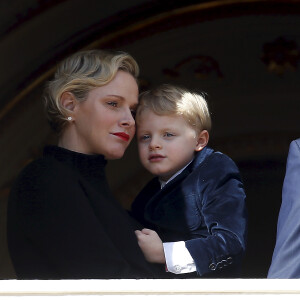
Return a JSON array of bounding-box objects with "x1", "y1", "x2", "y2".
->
[
  {"x1": 163, "y1": 55, "x2": 223, "y2": 79},
  {"x1": 261, "y1": 36, "x2": 300, "y2": 75}
]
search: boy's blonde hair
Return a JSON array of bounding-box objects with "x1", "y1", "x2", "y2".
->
[
  {"x1": 44, "y1": 49, "x2": 139, "y2": 134},
  {"x1": 136, "y1": 84, "x2": 211, "y2": 133}
]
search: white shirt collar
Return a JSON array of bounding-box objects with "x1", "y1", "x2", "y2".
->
[{"x1": 159, "y1": 159, "x2": 193, "y2": 189}]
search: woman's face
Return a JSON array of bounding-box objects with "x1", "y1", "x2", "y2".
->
[{"x1": 72, "y1": 70, "x2": 138, "y2": 159}]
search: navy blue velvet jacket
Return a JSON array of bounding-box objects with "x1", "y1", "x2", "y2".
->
[{"x1": 131, "y1": 146, "x2": 248, "y2": 277}]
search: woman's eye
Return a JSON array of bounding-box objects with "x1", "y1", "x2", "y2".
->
[
  {"x1": 107, "y1": 101, "x2": 118, "y2": 107},
  {"x1": 130, "y1": 110, "x2": 136, "y2": 119}
]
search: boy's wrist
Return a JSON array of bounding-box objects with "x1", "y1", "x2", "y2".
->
[{"x1": 163, "y1": 241, "x2": 196, "y2": 274}]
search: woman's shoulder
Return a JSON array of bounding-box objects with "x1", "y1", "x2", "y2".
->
[
  {"x1": 9, "y1": 154, "x2": 84, "y2": 215},
  {"x1": 13, "y1": 155, "x2": 75, "y2": 193},
  {"x1": 19, "y1": 155, "x2": 60, "y2": 177}
]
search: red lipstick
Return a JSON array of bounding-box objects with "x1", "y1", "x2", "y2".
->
[{"x1": 112, "y1": 132, "x2": 130, "y2": 142}]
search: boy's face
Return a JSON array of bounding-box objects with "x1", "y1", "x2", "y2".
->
[{"x1": 137, "y1": 110, "x2": 207, "y2": 181}]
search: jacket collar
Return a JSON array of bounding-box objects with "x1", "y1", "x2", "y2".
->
[
  {"x1": 160, "y1": 146, "x2": 214, "y2": 190},
  {"x1": 144, "y1": 146, "x2": 214, "y2": 221}
]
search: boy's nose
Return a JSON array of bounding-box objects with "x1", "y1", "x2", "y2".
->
[{"x1": 149, "y1": 139, "x2": 162, "y2": 150}]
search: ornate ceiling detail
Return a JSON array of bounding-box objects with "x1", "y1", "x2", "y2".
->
[
  {"x1": 261, "y1": 36, "x2": 300, "y2": 75},
  {"x1": 1, "y1": 0, "x2": 300, "y2": 196},
  {"x1": 163, "y1": 55, "x2": 223, "y2": 80},
  {"x1": 2, "y1": 0, "x2": 300, "y2": 122}
]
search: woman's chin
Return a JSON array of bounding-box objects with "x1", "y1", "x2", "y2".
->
[{"x1": 104, "y1": 149, "x2": 127, "y2": 160}]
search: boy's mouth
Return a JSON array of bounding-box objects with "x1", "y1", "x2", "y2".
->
[{"x1": 148, "y1": 154, "x2": 165, "y2": 162}]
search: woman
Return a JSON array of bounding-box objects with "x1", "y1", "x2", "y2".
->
[{"x1": 7, "y1": 49, "x2": 163, "y2": 279}]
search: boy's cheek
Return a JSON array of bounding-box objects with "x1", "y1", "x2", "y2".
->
[
  {"x1": 138, "y1": 144, "x2": 146, "y2": 154},
  {"x1": 137, "y1": 147, "x2": 147, "y2": 162}
]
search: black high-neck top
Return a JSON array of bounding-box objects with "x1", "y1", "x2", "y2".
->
[
  {"x1": 44, "y1": 145, "x2": 108, "y2": 190},
  {"x1": 7, "y1": 146, "x2": 162, "y2": 279}
]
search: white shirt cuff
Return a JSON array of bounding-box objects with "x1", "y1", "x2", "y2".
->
[{"x1": 163, "y1": 241, "x2": 197, "y2": 274}]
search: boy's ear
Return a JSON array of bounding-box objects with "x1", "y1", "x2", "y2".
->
[
  {"x1": 60, "y1": 91, "x2": 77, "y2": 113},
  {"x1": 195, "y1": 130, "x2": 209, "y2": 152}
]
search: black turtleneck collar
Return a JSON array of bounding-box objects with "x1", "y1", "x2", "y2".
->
[{"x1": 43, "y1": 145, "x2": 107, "y2": 179}]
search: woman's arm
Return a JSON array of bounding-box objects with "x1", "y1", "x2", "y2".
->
[{"x1": 8, "y1": 160, "x2": 151, "y2": 279}]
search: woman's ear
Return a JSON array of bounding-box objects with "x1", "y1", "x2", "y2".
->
[
  {"x1": 195, "y1": 130, "x2": 209, "y2": 152},
  {"x1": 60, "y1": 92, "x2": 76, "y2": 113}
]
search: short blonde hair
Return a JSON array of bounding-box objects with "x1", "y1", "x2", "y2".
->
[
  {"x1": 44, "y1": 49, "x2": 139, "y2": 134},
  {"x1": 136, "y1": 84, "x2": 211, "y2": 133}
]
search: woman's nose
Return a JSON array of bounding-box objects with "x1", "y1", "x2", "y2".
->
[{"x1": 120, "y1": 109, "x2": 135, "y2": 127}]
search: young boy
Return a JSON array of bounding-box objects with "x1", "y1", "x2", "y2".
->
[{"x1": 132, "y1": 84, "x2": 247, "y2": 278}]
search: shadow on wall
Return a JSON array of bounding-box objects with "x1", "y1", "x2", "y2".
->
[
  {"x1": 239, "y1": 159, "x2": 285, "y2": 278},
  {"x1": 0, "y1": 194, "x2": 16, "y2": 279}
]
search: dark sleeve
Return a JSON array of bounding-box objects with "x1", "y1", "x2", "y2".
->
[
  {"x1": 130, "y1": 178, "x2": 161, "y2": 229},
  {"x1": 185, "y1": 153, "x2": 247, "y2": 276},
  {"x1": 8, "y1": 160, "x2": 147, "y2": 279}
]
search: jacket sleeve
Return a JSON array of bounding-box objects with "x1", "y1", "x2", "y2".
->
[
  {"x1": 268, "y1": 139, "x2": 300, "y2": 278},
  {"x1": 185, "y1": 153, "x2": 247, "y2": 276},
  {"x1": 8, "y1": 160, "x2": 146, "y2": 279}
]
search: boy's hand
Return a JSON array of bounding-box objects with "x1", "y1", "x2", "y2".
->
[{"x1": 135, "y1": 228, "x2": 166, "y2": 264}]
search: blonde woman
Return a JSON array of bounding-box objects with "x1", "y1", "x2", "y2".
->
[{"x1": 7, "y1": 50, "x2": 163, "y2": 279}]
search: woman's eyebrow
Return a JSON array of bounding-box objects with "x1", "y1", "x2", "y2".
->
[
  {"x1": 106, "y1": 94, "x2": 124, "y2": 99},
  {"x1": 106, "y1": 94, "x2": 137, "y2": 108}
]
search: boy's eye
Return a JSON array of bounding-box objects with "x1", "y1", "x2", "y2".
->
[
  {"x1": 164, "y1": 132, "x2": 175, "y2": 137},
  {"x1": 140, "y1": 134, "x2": 150, "y2": 141},
  {"x1": 107, "y1": 101, "x2": 118, "y2": 107}
]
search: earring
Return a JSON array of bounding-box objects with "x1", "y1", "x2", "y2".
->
[{"x1": 67, "y1": 116, "x2": 72, "y2": 121}]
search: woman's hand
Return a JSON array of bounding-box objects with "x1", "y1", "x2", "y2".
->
[{"x1": 135, "y1": 228, "x2": 166, "y2": 264}]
